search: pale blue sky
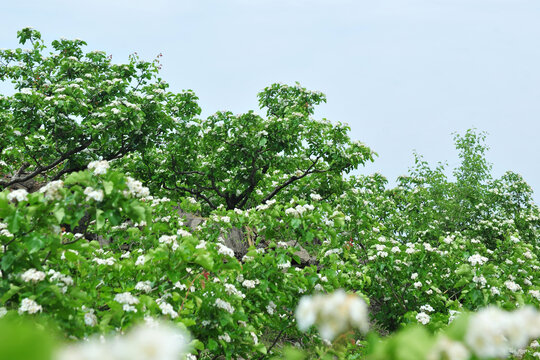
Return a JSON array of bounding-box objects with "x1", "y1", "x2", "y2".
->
[{"x1": 2, "y1": 0, "x2": 540, "y2": 200}]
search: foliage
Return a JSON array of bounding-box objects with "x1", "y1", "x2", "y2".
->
[
  {"x1": 0, "y1": 27, "x2": 199, "y2": 189},
  {"x1": 0, "y1": 29, "x2": 539, "y2": 360},
  {"x1": 120, "y1": 82, "x2": 373, "y2": 213}
]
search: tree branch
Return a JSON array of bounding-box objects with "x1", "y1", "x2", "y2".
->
[
  {"x1": 261, "y1": 156, "x2": 323, "y2": 204},
  {"x1": 0, "y1": 139, "x2": 92, "y2": 189}
]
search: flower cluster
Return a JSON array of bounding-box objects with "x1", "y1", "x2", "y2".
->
[
  {"x1": 465, "y1": 306, "x2": 540, "y2": 358},
  {"x1": 87, "y1": 160, "x2": 110, "y2": 175},
  {"x1": 125, "y1": 176, "x2": 150, "y2": 198},
  {"x1": 84, "y1": 187, "x2": 104, "y2": 202},
  {"x1": 56, "y1": 321, "x2": 190, "y2": 360},
  {"x1": 20, "y1": 268, "x2": 46, "y2": 283},
  {"x1": 18, "y1": 298, "x2": 42, "y2": 314},
  {"x1": 39, "y1": 180, "x2": 64, "y2": 200},
  {"x1": 295, "y1": 290, "x2": 369, "y2": 341},
  {"x1": 7, "y1": 189, "x2": 28, "y2": 202}
]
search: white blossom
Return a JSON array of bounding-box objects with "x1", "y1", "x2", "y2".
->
[
  {"x1": 21, "y1": 268, "x2": 46, "y2": 283},
  {"x1": 158, "y1": 301, "x2": 178, "y2": 319},
  {"x1": 135, "y1": 255, "x2": 146, "y2": 266},
  {"x1": 504, "y1": 280, "x2": 522, "y2": 292},
  {"x1": 217, "y1": 243, "x2": 235, "y2": 257},
  {"x1": 18, "y1": 298, "x2": 42, "y2": 314},
  {"x1": 295, "y1": 290, "x2": 368, "y2": 341},
  {"x1": 39, "y1": 180, "x2": 64, "y2": 200},
  {"x1": 218, "y1": 333, "x2": 231, "y2": 343},
  {"x1": 214, "y1": 298, "x2": 234, "y2": 314},
  {"x1": 277, "y1": 261, "x2": 291, "y2": 270},
  {"x1": 174, "y1": 282, "x2": 187, "y2": 291},
  {"x1": 114, "y1": 292, "x2": 139, "y2": 305},
  {"x1": 224, "y1": 283, "x2": 245, "y2": 298},
  {"x1": 125, "y1": 177, "x2": 150, "y2": 198},
  {"x1": 416, "y1": 312, "x2": 431, "y2": 325},
  {"x1": 57, "y1": 321, "x2": 190, "y2": 360},
  {"x1": 84, "y1": 187, "x2": 104, "y2": 202},
  {"x1": 7, "y1": 189, "x2": 28, "y2": 202},
  {"x1": 84, "y1": 312, "x2": 98, "y2": 327},
  {"x1": 87, "y1": 160, "x2": 110, "y2": 175},
  {"x1": 465, "y1": 306, "x2": 540, "y2": 359},
  {"x1": 267, "y1": 301, "x2": 277, "y2": 315},
  {"x1": 427, "y1": 336, "x2": 470, "y2": 360},
  {"x1": 468, "y1": 254, "x2": 488, "y2": 266},
  {"x1": 135, "y1": 281, "x2": 152, "y2": 293},
  {"x1": 93, "y1": 257, "x2": 115, "y2": 266},
  {"x1": 242, "y1": 279, "x2": 258, "y2": 289}
]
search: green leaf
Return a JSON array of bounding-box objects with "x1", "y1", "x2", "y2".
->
[
  {"x1": 454, "y1": 278, "x2": 469, "y2": 288},
  {"x1": 96, "y1": 209, "x2": 105, "y2": 230},
  {"x1": 181, "y1": 318, "x2": 197, "y2": 327},
  {"x1": 195, "y1": 252, "x2": 214, "y2": 271},
  {"x1": 65, "y1": 171, "x2": 91, "y2": 185},
  {"x1": 0, "y1": 284, "x2": 20, "y2": 304},
  {"x1": 1, "y1": 252, "x2": 16, "y2": 271},
  {"x1": 207, "y1": 339, "x2": 218, "y2": 351},
  {"x1": 103, "y1": 181, "x2": 114, "y2": 195},
  {"x1": 105, "y1": 209, "x2": 122, "y2": 226},
  {"x1": 395, "y1": 327, "x2": 433, "y2": 360},
  {"x1": 279, "y1": 347, "x2": 305, "y2": 360},
  {"x1": 191, "y1": 339, "x2": 204, "y2": 351},
  {"x1": 64, "y1": 250, "x2": 79, "y2": 262},
  {"x1": 127, "y1": 204, "x2": 146, "y2": 222},
  {"x1": 334, "y1": 217, "x2": 345, "y2": 227},
  {"x1": 0, "y1": 192, "x2": 11, "y2": 217},
  {"x1": 26, "y1": 236, "x2": 44, "y2": 254},
  {"x1": 455, "y1": 264, "x2": 471, "y2": 276},
  {"x1": 53, "y1": 207, "x2": 65, "y2": 223},
  {"x1": 7, "y1": 211, "x2": 22, "y2": 233},
  {"x1": 255, "y1": 343, "x2": 267, "y2": 354}
]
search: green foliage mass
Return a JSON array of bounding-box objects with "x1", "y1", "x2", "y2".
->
[{"x1": 0, "y1": 29, "x2": 539, "y2": 360}]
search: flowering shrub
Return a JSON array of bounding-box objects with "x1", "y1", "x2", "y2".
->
[{"x1": 0, "y1": 29, "x2": 539, "y2": 360}]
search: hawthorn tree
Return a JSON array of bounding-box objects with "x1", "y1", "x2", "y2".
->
[
  {"x1": 0, "y1": 27, "x2": 200, "y2": 190},
  {"x1": 122, "y1": 82, "x2": 374, "y2": 212},
  {"x1": 335, "y1": 130, "x2": 540, "y2": 329}
]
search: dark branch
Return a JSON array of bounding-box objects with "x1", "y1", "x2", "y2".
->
[
  {"x1": 261, "y1": 156, "x2": 324, "y2": 204},
  {"x1": 0, "y1": 139, "x2": 92, "y2": 189}
]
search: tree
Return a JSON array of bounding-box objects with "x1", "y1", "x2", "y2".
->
[
  {"x1": 0, "y1": 27, "x2": 200, "y2": 190},
  {"x1": 123, "y1": 82, "x2": 374, "y2": 212}
]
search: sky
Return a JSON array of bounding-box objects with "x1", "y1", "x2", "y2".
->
[{"x1": 2, "y1": 0, "x2": 540, "y2": 200}]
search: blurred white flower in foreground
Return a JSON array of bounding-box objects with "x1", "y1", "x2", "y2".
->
[
  {"x1": 56, "y1": 321, "x2": 190, "y2": 360},
  {"x1": 427, "y1": 336, "x2": 470, "y2": 360},
  {"x1": 465, "y1": 306, "x2": 540, "y2": 359},
  {"x1": 295, "y1": 289, "x2": 369, "y2": 341}
]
